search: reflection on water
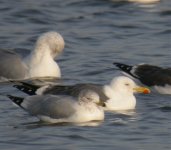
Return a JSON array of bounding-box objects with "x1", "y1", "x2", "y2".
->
[
  {"x1": 17, "y1": 120, "x2": 104, "y2": 129},
  {"x1": 107, "y1": 109, "x2": 137, "y2": 116},
  {"x1": 110, "y1": 0, "x2": 160, "y2": 5}
]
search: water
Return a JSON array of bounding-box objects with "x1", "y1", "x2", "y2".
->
[{"x1": 0, "y1": 0, "x2": 171, "y2": 149}]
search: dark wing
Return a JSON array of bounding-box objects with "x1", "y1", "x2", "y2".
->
[
  {"x1": 13, "y1": 82, "x2": 109, "y2": 102},
  {"x1": 134, "y1": 64, "x2": 171, "y2": 86},
  {"x1": 114, "y1": 62, "x2": 171, "y2": 86},
  {"x1": 44, "y1": 83, "x2": 109, "y2": 101}
]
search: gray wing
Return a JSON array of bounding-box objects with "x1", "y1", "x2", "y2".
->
[
  {"x1": 43, "y1": 83, "x2": 109, "y2": 101},
  {"x1": 0, "y1": 49, "x2": 28, "y2": 79},
  {"x1": 22, "y1": 95, "x2": 76, "y2": 119}
]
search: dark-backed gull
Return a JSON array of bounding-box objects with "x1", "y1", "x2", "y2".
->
[{"x1": 114, "y1": 62, "x2": 171, "y2": 94}]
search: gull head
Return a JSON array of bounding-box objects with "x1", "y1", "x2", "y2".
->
[
  {"x1": 78, "y1": 90, "x2": 104, "y2": 106},
  {"x1": 35, "y1": 31, "x2": 65, "y2": 58},
  {"x1": 103, "y1": 76, "x2": 150, "y2": 111},
  {"x1": 110, "y1": 76, "x2": 150, "y2": 94}
]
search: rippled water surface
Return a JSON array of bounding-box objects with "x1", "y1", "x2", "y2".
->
[{"x1": 0, "y1": 0, "x2": 171, "y2": 149}]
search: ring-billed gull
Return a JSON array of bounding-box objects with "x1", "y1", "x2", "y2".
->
[
  {"x1": 7, "y1": 89, "x2": 105, "y2": 123},
  {"x1": 114, "y1": 62, "x2": 171, "y2": 94},
  {"x1": 12, "y1": 76, "x2": 150, "y2": 111},
  {"x1": 0, "y1": 31, "x2": 64, "y2": 80}
]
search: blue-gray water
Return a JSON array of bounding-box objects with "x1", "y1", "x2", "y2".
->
[{"x1": 0, "y1": 0, "x2": 171, "y2": 149}]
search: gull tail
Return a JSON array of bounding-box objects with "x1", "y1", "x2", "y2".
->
[
  {"x1": 7, "y1": 95, "x2": 24, "y2": 107},
  {"x1": 113, "y1": 62, "x2": 137, "y2": 78},
  {"x1": 13, "y1": 82, "x2": 39, "y2": 95}
]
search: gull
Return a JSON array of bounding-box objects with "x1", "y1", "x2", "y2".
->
[
  {"x1": 7, "y1": 89, "x2": 105, "y2": 123},
  {"x1": 0, "y1": 31, "x2": 64, "y2": 80},
  {"x1": 12, "y1": 76, "x2": 150, "y2": 111},
  {"x1": 114, "y1": 62, "x2": 171, "y2": 94}
]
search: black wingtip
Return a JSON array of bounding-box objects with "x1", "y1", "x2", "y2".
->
[
  {"x1": 13, "y1": 83, "x2": 38, "y2": 95},
  {"x1": 113, "y1": 62, "x2": 139, "y2": 79},
  {"x1": 7, "y1": 95, "x2": 24, "y2": 106},
  {"x1": 113, "y1": 62, "x2": 133, "y2": 72}
]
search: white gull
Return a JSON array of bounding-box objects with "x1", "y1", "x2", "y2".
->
[{"x1": 0, "y1": 31, "x2": 64, "y2": 80}]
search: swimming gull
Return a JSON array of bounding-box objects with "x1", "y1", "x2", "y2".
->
[
  {"x1": 12, "y1": 76, "x2": 150, "y2": 111},
  {"x1": 7, "y1": 89, "x2": 104, "y2": 123},
  {"x1": 114, "y1": 62, "x2": 171, "y2": 94},
  {"x1": 0, "y1": 31, "x2": 64, "y2": 80}
]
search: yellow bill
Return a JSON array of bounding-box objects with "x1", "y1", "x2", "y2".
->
[{"x1": 133, "y1": 86, "x2": 151, "y2": 94}]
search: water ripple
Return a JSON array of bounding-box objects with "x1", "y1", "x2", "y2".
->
[{"x1": 0, "y1": 0, "x2": 171, "y2": 149}]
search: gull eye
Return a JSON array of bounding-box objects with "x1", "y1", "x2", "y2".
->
[
  {"x1": 87, "y1": 97, "x2": 92, "y2": 101},
  {"x1": 125, "y1": 83, "x2": 129, "y2": 86}
]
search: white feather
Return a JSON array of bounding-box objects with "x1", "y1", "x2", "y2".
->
[
  {"x1": 24, "y1": 31, "x2": 64, "y2": 78},
  {"x1": 104, "y1": 76, "x2": 137, "y2": 111}
]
